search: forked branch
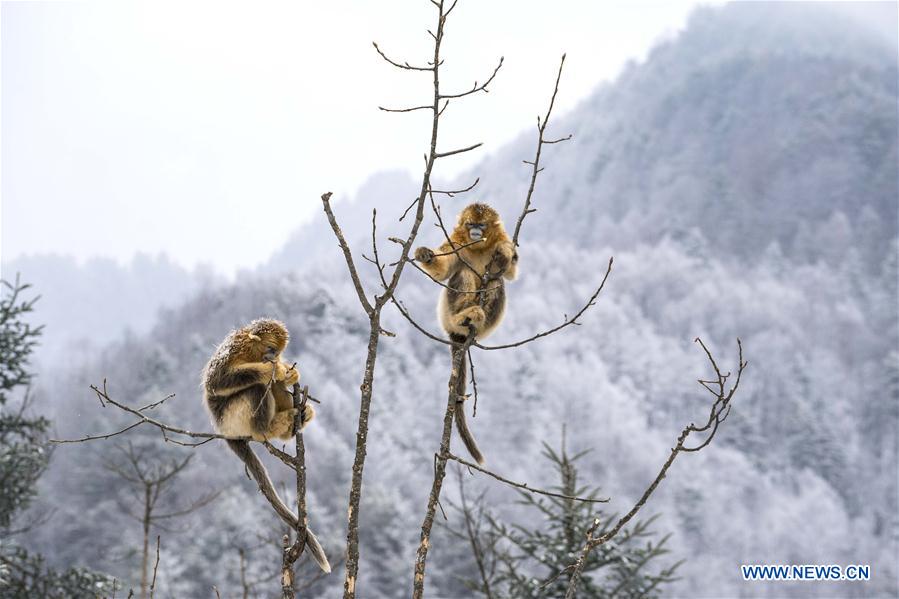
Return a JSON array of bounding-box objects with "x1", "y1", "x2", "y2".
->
[
  {"x1": 512, "y1": 54, "x2": 571, "y2": 246},
  {"x1": 324, "y1": 2, "x2": 487, "y2": 596},
  {"x1": 563, "y1": 339, "x2": 747, "y2": 598}
]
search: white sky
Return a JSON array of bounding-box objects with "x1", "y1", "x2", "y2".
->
[{"x1": 2, "y1": 1, "x2": 713, "y2": 274}]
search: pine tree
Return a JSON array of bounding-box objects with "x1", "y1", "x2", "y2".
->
[
  {"x1": 448, "y1": 436, "x2": 681, "y2": 598},
  {"x1": 0, "y1": 277, "x2": 113, "y2": 599}
]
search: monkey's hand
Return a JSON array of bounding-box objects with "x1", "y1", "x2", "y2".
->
[
  {"x1": 270, "y1": 408, "x2": 298, "y2": 439},
  {"x1": 489, "y1": 243, "x2": 515, "y2": 274},
  {"x1": 286, "y1": 405, "x2": 316, "y2": 437},
  {"x1": 282, "y1": 364, "x2": 300, "y2": 387},
  {"x1": 414, "y1": 246, "x2": 435, "y2": 264}
]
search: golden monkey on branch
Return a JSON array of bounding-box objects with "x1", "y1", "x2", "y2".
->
[
  {"x1": 415, "y1": 203, "x2": 518, "y2": 464},
  {"x1": 202, "y1": 318, "x2": 331, "y2": 573}
]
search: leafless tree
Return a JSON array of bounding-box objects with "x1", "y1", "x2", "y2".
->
[
  {"x1": 51, "y1": 378, "x2": 327, "y2": 596},
  {"x1": 102, "y1": 442, "x2": 219, "y2": 598},
  {"x1": 318, "y1": 3, "x2": 746, "y2": 597}
]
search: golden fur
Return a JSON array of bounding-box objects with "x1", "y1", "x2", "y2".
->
[
  {"x1": 413, "y1": 202, "x2": 518, "y2": 464},
  {"x1": 415, "y1": 203, "x2": 517, "y2": 340},
  {"x1": 201, "y1": 319, "x2": 330, "y2": 573},
  {"x1": 203, "y1": 318, "x2": 312, "y2": 441}
]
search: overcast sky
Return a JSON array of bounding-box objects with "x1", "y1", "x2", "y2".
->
[{"x1": 2, "y1": 1, "x2": 715, "y2": 274}]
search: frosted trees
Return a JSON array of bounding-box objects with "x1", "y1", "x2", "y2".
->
[{"x1": 0, "y1": 278, "x2": 114, "y2": 597}]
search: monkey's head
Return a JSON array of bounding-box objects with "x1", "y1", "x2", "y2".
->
[
  {"x1": 235, "y1": 318, "x2": 290, "y2": 362},
  {"x1": 452, "y1": 203, "x2": 504, "y2": 250}
]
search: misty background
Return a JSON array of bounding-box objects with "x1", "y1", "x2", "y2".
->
[{"x1": 2, "y1": 1, "x2": 898, "y2": 597}]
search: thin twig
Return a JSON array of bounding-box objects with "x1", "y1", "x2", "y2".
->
[
  {"x1": 428, "y1": 177, "x2": 480, "y2": 197},
  {"x1": 435, "y1": 142, "x2": 483, "y2": 159},
  {"x1": 148, "y1": 536, "x2": 160, "y2": 599},
  {"x1": 51, "y1": 382, "x2": 251, "y2": 445},
  {"x1": 477, "y1": 257, "x2": 612, "y2": 350},
  {"x1": 512, "y1": 54, "x2": 570, "y2": 246},
  {"x1": 446, "y1": 452, "x2": 610, "y2": 503},
  {"x1": 457, "y1": 473, "x2": 495, "y2": 599},
  {"x1": 467, "y1": 348, "x2": 479, "y2": 417},
  {"x1": 372, "y1": 41, "x2": 437, "y2": 72},
  {"x1": 563, "y1": 339, "x2": 747, "y2": 597},
  {"x1": 438, "y1": 57, "x2": 504, "y2": 99},
  {"x1": 321, "y1": 192, "x2": 374, "y2": 316},
  {"x1": 50, "y1": 421, "x2": 144, "y2": 444}
]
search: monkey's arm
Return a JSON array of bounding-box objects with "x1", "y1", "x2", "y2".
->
[
  {"x1": 207, "y1": 361, "x2": 283, "y2": 396},
  {"x1": 414, "y1": 242, "x2": 458, "y2": 281}
]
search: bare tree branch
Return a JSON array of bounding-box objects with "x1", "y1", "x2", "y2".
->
[
  {"x1": 321, "y1": 192, "x2": 374, "y2": 316},
  {"x1": 332, "y1": 2, "x2": 472, "y2": 596},
  {"x1": 455, "y1": 472, "x2": 496, "y2": 599},
  {"x1": 413, "y1": 329, "x2": 477, "y2": 598},
  {"x1": 445, "y1": 452, "x2": 610, "y2": 504},
  {"x1": 428, "y1": 177, "x2": 480, "y2": 197},
  {"x1": 280, "y1": 384, "x2": 312, "y2": 598},
  {"x1": 148, "y1": 536, "x2": 160, "y2": 599},
  {"x1": 50, "y1": 382, "x2": 251, "y2": 445},
  {"x1": 563, "y1": 339, "x2": 747, "y2": 598},
  {"x1": 477, "y1": 257, "x2": 613, "y2": 350},
  {"x1": 50, "y1": 421, "x2": 145, "y2": 444},
  {"x1": 372, "y1": 41, "x2": 437, "y2": 72},
  {"x1": 435, "y1": 142, "x2": 484, "y2": 159},
  {"x1": 512, "y1": 54, "x2": 571, "y2": 246},
  {"x1": 378, "y1": 104, "x2": 434, "y2": 113},
  {"x1": 438, "y1": 56, "x2": 503, "y2": 99}
]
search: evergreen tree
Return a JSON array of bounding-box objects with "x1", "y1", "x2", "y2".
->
[
  {"x1": 449, "y1": 437, "x2": 681, "y2": 598},
  {"x1": 0, "y1": 277, "x2": 113, "y2": 598}
]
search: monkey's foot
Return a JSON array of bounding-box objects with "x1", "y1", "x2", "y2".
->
[
  {"x1": 454, "y1": 306, "x2": 486, "y2": 330},
  {"x1": 269, "y1": 408, "x2": 299, "y2": 440},
  {"x1": 300, "y1": 404, "x2": 316, "y2": 429}
]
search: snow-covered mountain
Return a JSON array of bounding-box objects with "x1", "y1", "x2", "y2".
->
[{"x1": 20, "y1": 3, "x2": 898, "y2": 597}]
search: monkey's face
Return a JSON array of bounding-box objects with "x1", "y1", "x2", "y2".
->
[
  {"x1": 241, "y1": 319, "x2": 290, "y2": 362},
  {"x1": 466, "y1": 222, "x2": 487, "y2": 242},
  {"x1": 454, "y1": 203, "x2": 501, "y2": 250}
]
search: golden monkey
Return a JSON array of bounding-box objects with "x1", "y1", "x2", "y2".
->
[
  {"x1": 202, "y1": 318, "x2": 331, "y2": 573},
  {"x1": 414, "y1": 203, "x2": 518, "y2": 464}
]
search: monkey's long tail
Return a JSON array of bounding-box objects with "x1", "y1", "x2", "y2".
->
[
  {"x1": 226, "y1": 439, "x2": 332, "y2": 574},
  {"x1": 450, "y1": 338, "x2": 485, "y2": 465}
]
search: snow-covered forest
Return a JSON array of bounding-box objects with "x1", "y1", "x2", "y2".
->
[{"x1": 2, "y1": 2, "x2": 897, "y2": 597}]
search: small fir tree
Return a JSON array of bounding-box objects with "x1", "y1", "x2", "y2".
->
[
  {"x1": 0, "y1": 277, "x2": 114, "y2": 599},
  {"x1": 448, "y1": 435, "x2": 682, "y2": 598}
]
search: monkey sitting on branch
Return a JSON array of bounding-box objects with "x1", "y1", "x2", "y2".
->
[
  {"x1": 202, "y1": 318, "x2": 331, "y2": 573},
  {"x1": 414, "y1": 203, "x2": 518, "y2": 464}
]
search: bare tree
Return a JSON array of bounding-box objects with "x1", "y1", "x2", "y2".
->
[
  {"x1": 319, "y1": 4, "x2": 746, "y2": 597},
  {"x1": 318, "y1": 2, "x2": 505, "y2": 596},
  {"x1": 52, "y1": 379, "x2": 329, "y2": 595},
  {"x1": 103, "y1": 442, "x2": 219, "y2": 598}
]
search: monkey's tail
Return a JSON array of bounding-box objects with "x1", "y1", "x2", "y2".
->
[
  {"x1": 226, "y1": 439, "x2": 332, "y2": 574},
  {"x1": 450, "y1": 337, "x2": 485, "y2": 465}
]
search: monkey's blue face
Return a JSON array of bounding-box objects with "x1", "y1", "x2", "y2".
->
[
  {"x1": 467, "y1": 223, "x2": 486, "y2": 241},
  {"x1": 263, "y1": 345, "x2": 278, "y2": 362}
]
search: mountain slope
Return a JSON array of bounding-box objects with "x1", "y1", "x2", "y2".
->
[{"x1": 27, "y1": 3, "x2": 898, "y2": 598}]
